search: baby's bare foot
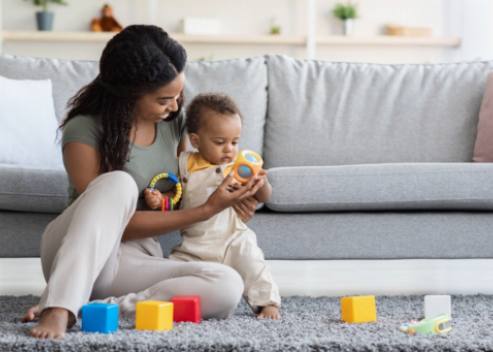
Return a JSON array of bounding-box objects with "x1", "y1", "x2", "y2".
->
[
  {"x1": 22, "y1": 304, "x2": 40, "y2": 323},
  {"x1": 30, "y1": 307, "x2": 71, "y2": 340},
  {"x1": 257, "y1": 305, "x2": 281, "y2": 320}
]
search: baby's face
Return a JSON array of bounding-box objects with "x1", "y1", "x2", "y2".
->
[{"x1": 191, "y1": 111, "x2": 242, "y2": 165}]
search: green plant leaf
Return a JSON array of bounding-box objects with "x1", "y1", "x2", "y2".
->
[{"x1": 332, "y1": 3, "x2": 357, "y2": 20}]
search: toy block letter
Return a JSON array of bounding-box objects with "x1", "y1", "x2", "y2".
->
[
  {"x1": 135, "y1": 301, "x2": 173, "y2": 331},
  {"x1": 341, "y1": 295, "x2": 377, "y2": 323},
  {"x1": 171, "y1": 295, "x2": 201, "y2": 323},
  {"x1": 81, "y1": 303, "x2": 119, "y2": 333}
]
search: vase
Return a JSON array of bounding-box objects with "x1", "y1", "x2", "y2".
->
[
  {"x1": 343, "y1": 19, "x2": 354, "y2": 36},
  {"x1": 36, "y1": 11, "x2": 54, "y2": 31}
]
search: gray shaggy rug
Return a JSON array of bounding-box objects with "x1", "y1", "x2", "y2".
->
[{"x1": 1, "y1": 295, "x2": 492, "y2": 351}]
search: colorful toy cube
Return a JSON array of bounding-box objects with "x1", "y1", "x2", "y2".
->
[
  {"x1": 340, "y1": 295, "x2": 377, "y2": 323},
  {"x1": 171, "y1": 295, "x2": 201, "y2": 323},
  {"x1": 135, "y1": 301, "x2": 173, "y2": 331},
  {"x1": 81, "y1": 303, "x2": 119, "y2": 333},
  {"x1": 424, "y1": 295, "x2": 452, "y2": 319}
]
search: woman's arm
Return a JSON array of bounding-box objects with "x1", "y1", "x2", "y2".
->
[
  {"x1": 122, "y1": 174, "x2": 262, "y2": 241},
  {"x1": 64, "y1": 142, "x2": 263, "y2": 242},
  {"x1": 63, "y1": 142, "x2": 101, "y2": 194}
]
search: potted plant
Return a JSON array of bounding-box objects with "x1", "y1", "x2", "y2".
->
[
  {"x1": 24, "y1": 0, "x2": 68, "y2": 31},
  {"x1": 332, "y1": 2, "x2": 357, "y2": 36}
]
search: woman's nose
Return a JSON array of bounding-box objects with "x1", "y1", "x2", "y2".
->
[{"x1": 169, "y1": 98, "x2": 179, "y2": 112}]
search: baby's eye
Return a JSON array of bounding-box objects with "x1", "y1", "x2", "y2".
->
[
  {"x1": 232, "y1": 141, "x2": 238, "y2": 146},
  {"x1": 214, "y1": 141, "x2": 224, "y2": 145}
]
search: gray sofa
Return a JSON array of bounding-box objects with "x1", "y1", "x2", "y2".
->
[{"x1": 2, "y1": 54, "x2": 493, "y2": 262}]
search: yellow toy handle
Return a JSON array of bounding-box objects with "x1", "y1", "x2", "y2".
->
[{"x1": 232, "y1": 150, "x2": 263, "y2": 184}]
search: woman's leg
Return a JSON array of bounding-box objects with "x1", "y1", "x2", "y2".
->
[
  {"x1": 92, "y1": 240, "x2": 244, "y2": 320},
  {"x1": 33, "y1": 171, "x2": 138, "y2": 337}
]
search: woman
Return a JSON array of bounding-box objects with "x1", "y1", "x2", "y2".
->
[{"x1": 22, "y1": 25, "x2": 262, "y2": 339}]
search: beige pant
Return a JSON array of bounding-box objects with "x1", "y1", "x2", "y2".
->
[
  {"x1": 171, "y1": 229, "x2": 281, "y2": 310},
  {"x1": 38, "y1": 171, "x2": 244, "y2": 321}
]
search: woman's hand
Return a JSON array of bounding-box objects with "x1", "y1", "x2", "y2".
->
[
  {"x1": 233, "y1": 196, "x2": 258, "y2": 222},
  {"x1": 204, "y1": 174, "x2": 263, "y2": 216}
]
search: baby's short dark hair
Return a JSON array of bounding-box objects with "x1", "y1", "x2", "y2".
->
[{"x1": 186, "y1": 93, "x2": 241, "y2": 133}]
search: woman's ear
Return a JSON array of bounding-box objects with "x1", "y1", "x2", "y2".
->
[{"x1": 188, "y1": 133, "x2": 200, "y2": 149}]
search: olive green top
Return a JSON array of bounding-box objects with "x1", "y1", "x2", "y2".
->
[{"x1": 62, "y1": 114, "x2": 185, "y2": 210}]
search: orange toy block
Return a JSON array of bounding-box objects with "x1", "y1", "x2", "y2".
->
[
  {"x1": 340, "y1": 295, "x2": 377, "y2": 323},
  {"x1": 135, "y1": 301, "x2": 173, "y2": 331}
]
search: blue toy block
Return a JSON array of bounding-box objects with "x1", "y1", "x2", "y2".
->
[{"x1": 81, "y1": 303, "x2": 119, "y2": 333}]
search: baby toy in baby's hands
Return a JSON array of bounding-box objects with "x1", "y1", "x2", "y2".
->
[{"x1": 232, "y1": 150, "x2": 263, "y2": 184}]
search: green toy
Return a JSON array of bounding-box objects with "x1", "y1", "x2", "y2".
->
[{"x1": 399, "y1": 314, "x2": 452, "y2": 336}]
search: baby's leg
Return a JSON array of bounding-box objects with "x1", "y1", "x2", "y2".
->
[{"x1": 223, "y1": 230, "x2": 281, "y2": 319}]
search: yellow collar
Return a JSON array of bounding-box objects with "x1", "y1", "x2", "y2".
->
[{"x1": 187, "y1": 152, "x2": 234, "y2": 176}]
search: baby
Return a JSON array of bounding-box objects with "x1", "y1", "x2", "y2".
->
[{"x1": 145, "y1": 93, "x2": 281, "y2": 319}]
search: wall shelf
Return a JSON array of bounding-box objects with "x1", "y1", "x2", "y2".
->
[
  {"x1": 317, "y1": 35, "x2": 461, "y2": 47},
  {"x1": 1, "y1": 31, "x2": 461, "y2": 48}
]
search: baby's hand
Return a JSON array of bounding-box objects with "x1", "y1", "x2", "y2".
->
[{"x1": 144, "y1": 188, "x2": 163, "y2": 210}]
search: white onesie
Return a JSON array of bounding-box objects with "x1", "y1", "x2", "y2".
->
[{"x1": 169, "y1": 151, "x2": 281, "y2": 310}]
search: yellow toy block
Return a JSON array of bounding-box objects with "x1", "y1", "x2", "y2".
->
[
  {"x1": 340, "y1": 295, "x2": 377, "y2": 323},
  {"x1": 135, "y1": 301, "x2": 173, "y2": 331}
]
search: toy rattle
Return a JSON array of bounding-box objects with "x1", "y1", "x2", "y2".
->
[
  {"x1": 232, "y1": 150, "x2": 263, "y2": 184},
  {"x1": 148, "y1": 172, "x2": 182, "y2": 213},
  {"x1": 399, "y1": 314, "x2": 452, "y2": 336}
]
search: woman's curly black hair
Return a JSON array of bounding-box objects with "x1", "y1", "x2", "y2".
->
[{"x1": 61, "y1": 25, "x2": 187, "y2": 172}]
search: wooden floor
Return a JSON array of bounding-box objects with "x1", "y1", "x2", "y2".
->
[{"x1": 2, "y1": 258, "x2": 493, "y2": 296}]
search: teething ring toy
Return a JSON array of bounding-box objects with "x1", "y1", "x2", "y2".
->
[{"x1": 148, "y1": 172, "x2": 182, "y2": 212}]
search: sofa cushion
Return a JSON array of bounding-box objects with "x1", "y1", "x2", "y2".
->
[
  {"x1": 0, "y1": 76, "x2": 63, "y2": 169},
  {"x1": 0, "y1": 164, "x2": 69, "y2": 213},
  {"x1": 266, "y1": 163, "x2": 493, "y2": 212},
  {"x1": 0, "y1": 55, "x2": 98, "y2": 123},
  {"x1": 184, "y1": 57, "x2": 267, "y2": 153},
  {"x1": 264, "y1": 55, "x2": 493, "y2": 168},
  {"x1": 0, "y1": 55, "x2": 267, "y2": 154},
  {"x1": 473, "y1": 73, "x2": 493, "y2": 162}
]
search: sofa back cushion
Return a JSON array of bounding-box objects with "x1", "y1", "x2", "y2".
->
[
  {"x1": 264, "y1": 55, "x2": 493, "y2": 168},
  {"x1": 184, "y1": 57, "x2": 267, "y2": 153},
  {"x1": 0, "y1": 55, "x2": 267, "y2": 154}
]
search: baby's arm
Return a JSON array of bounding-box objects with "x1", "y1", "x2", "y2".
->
[
  {"x1": 144, "y1": 188, "x2": 164, "y2": 210},
  {"x1": 253, "y1": 169, "x2": 272, "y2": 203}
]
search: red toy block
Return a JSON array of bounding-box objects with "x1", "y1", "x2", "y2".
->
[{"x1": 171, "y1": 296, "x2": 201, "y2": 323}]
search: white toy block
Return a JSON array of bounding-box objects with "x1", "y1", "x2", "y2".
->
[{"x1": 424, "y1": 295, "x2": 451, "y2": 319}]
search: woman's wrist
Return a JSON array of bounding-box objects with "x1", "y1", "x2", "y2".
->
[{"x1": 199, "y1": 203, "x2": 216, "y2": 221}]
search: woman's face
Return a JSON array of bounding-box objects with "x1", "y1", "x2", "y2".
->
[{"x1": 133, "y1": 72, "x2": 185, "y2": 124}]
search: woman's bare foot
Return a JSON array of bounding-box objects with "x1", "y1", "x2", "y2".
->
[
  {"x1": 22, "y1": 304, "x2": 40, "y2": 323},
  {"x1": 257, "y1": 305, "x2": 281, "y2": 320},
  {"x1": 30, "y1": 307, "x2": 72, "y2": 340}
]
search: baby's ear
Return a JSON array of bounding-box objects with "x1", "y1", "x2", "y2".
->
[{"x1": 188, "y1": 133, "x2": 200, "y2": 149}]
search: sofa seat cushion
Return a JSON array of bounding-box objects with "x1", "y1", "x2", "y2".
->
[
  {"x1": 0, "y1": 164, "x2": 68, "y2": 213},
  {"x1": 266, "y1": 163, "x2": 493, "y2": 212}
]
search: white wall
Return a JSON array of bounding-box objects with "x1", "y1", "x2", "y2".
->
[
  {"x1": 442, "y1": 0, "x2": 493, "y2": 62},
  {"x1": 1, "y1": 0, "x2": 491, "y2": 63}
]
